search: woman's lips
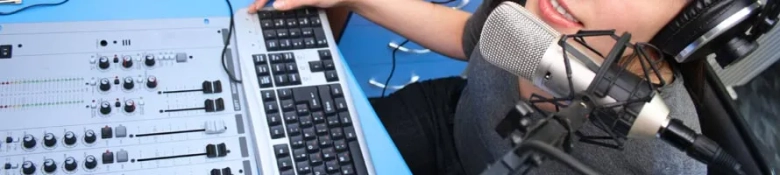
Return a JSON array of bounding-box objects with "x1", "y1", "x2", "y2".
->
[{"x1": 537, "y1": 0, "x2": 583, "y2": 28}]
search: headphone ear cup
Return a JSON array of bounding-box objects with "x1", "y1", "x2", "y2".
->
[{"x1": 650, "y1": 0, "x2": 758, "y2": 62}]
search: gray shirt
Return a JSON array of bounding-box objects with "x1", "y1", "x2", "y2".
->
[{"x1": 452, "y1": 1, "x2": 707, "y2": 174}]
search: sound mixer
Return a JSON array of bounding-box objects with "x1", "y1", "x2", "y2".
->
[
  {"x1": 147, "y1": 76, "x2": 157, "y2": 89},
  {"x1": 98, "y1": 56, "x2": 110, "y2": 69},
  {"x1": 43, "y1": 159, "x2": 57, "y2": 173},
  {"x1": 64, "y1": 157, "x2": 77, "y2": 172},
  {"x1": 43, "y1": 133, "x2": 57, "y2": 148},
  {"x1": 22, "y1": 134, "x2": 36, "y2": 149},
  {"x1": 122, "y1": 55, "x2": 133, "y2": 68},
  {"x1": 21, "y1": 161, "x2": 35, "y2": 175},
  {"x1": 123, "y1": 77, "x2": 134, "y2": 90},
  {"x1": 64, "y1": 131, "x2": 77, "y2": 146},
  {"x1": 145, "y1": 54, "x2": 156, "y2": 67},
  {"x1": 84, "y1": 130, "x2": 96, "y2": 144},
  {"x1": 99, "y1": 78, "x2": 111, "y2": 92},
  {"x1": 124, "y1": 99, "x2": 136, "y2": 113},
  {"x1": 84, "y1": 155, "x2": 97, "y2": 170},
  {"x1": 100, "y1": 101, "x2": 112, "y2": 115}
]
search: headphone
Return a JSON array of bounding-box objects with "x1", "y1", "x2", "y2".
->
[{"x1": 650, "y1": 0, "x2": 778, "y2": 67}]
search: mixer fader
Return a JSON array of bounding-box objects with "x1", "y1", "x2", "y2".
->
[{"x1": 0, "y1": 18, "x2": 260, "y2": 175}]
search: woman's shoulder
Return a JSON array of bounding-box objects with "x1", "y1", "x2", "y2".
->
[{"x1": 660, "y1": 72, "x2": 702, "y2": 132}]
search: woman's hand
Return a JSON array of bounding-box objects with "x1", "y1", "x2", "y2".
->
[{"x1": 248, "y1": 0, "x2": 352, "y2": 12}]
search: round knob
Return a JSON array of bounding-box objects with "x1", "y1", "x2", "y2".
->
[
  {"x1": 146, "y1": 76, "x2": 157, "y2": 89},
  {"x1": 144, "y1": 54, "x2": 156, "y2": 67},
  {"x1": 122, "y1": 55, "x2": 133, "y2": 68},
  {"x1": 123, "y1": 77, "x2": 134, "y2": 90},
  {"x1": 124, "y1": 100, "x2": 136, "y2": 113},
  {"x1": 5, "y1": 136, "x2": 12, "y2": 143},
  {"x1": 84, "y1": 155, "x2": 97, "y2": 170},
  {"x1": 22, "y1": 161, "x2": 35, "y2": 175},
  {"x1": 84, "y1": 130, "x2": 96, "y2": 144},
  {"x1": 43, "y1": 133, "x2": 57, "y2": 148},
  {"x1": 99, "y1": 78, "x2": 111, "y2": 92},
  {"x1": 98, "y1": 56, "x2": 110, "y2": 69},
  {"x1": 64, "y1": 131, "x2": 77, "y2": 146},
  {"x1": 100, "y1": 101, "x2": 111, "y2": 115},
  {"x1": 64, "y1": 157, "x2": 77, "y2": 172},
  {"x1": 22, "y1": 134, "x2": 36, "y2": 149},
  {"x1": 43, "y1": 159, "x2": 57, "y2": 173}
]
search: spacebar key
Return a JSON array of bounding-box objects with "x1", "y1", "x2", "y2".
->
[{"x1": 348, "y1": 141, "x2": 369, "y2": 175}]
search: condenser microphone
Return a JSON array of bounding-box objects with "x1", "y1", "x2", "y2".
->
[{"x1": 478, "y1": 2, "x2": 745, "y2": 174}]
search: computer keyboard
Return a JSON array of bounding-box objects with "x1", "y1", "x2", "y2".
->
[{"x1": 234, "y1": 7, "x2": 374, "y2": 175}]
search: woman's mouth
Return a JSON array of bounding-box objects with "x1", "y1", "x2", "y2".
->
[{"x1": 538, "y1": 0, "x2": 583, "y2": 28}]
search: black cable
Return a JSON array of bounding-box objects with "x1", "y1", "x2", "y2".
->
[
  {"x1": 0, "y1": 0, "x2": 69, "y2": 16},
  {"x1": 430, "y1": 0, "x2": 456, "y2": 4},
  {"x1": 221, "y1": 0, "x2": 241, "y2": 83},
  {"x1": 516, "y1": 140, "x2": 600, "y2": 175},
  {"x1": 381, "y1": 39, "x2": 409, "y2": 97}
]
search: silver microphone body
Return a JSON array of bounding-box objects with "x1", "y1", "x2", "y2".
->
[{"x1": 478, "y1": 1, "x2": 670, "y2": 139}]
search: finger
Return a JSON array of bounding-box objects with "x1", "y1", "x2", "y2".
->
[
  {"x1": 273, "y1": 0, "x2": 316, "y2": 10},
  {"x1": 248, "y1": 0, "x2": 267, "y2": 14}
]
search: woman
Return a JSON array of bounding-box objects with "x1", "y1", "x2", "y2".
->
[{"x1": 249, "y1": 0, "x2": 705, "y2": 174}]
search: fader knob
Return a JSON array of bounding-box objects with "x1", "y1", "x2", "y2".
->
[
  {"x1": 84, "y1": 155, "x2": 97, "y2": 170},
  {"x1": 43, "y1": 159, "x2": 57, "y2": 173},
  {"x1": 98, "y1": 56, "x2": 110, "y2": 69},
  {"x1": 99, "y1": 78, "x2": 111, "y2": 92},
  {"x1": 22, "y1": 134, "x2": 36, "y2": 149},
  {"x1": 123, "y1": 77, "x2": 134, "y2": 90},
  {"x1": 43, "y1": 133, "x2": 57, "y2": 148},
  {"x1": 64, "y1": 157, "x2": 77, "y2": 172},
  {"x1": 124, "y1": 100, "x2": 136, "y2": 113},
  {"x1": 21, "y1": 161, "x2": 35, "y2": 175},
  {"x1": 84, "y1": 130, "x2": 96, "y2": 144},
  {"x1": 146, "y1": 76, "x2": 157, "y2": 89},
  {"x1": 122, "y1": 55, "x2": 133, "y2": 68},
  {"x1": 100, "y1": 101, "x2": 111, "y2": 115},
  {"x1": 64, "y1": 131, "x2": 77, "y2": 146},
  {"x1": 145, "y1": 54, "x2": 156, "y2": 67}
]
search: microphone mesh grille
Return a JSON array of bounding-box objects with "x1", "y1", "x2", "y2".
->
[{"x1": 479, "y1": 2, "x2": 560, "y2": 80}]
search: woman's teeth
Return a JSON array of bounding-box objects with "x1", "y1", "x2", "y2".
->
[{"x1": 551, "y1": 0, "x2": 580, "y2": 23}]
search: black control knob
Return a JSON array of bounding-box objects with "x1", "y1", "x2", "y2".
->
[
  {"x1": 84, "y1": 155, "x2": 97, "y2": 170},
  {"x1": 98, "y1": 56, "x2": 110, "y2": 69},
  {"x1": 124, "y1": 99, "x2": 135, "y2": 113},
  {"x1": 100, "y1": 101, "x2": 111, "y2": 115},
  {"x1": 64, "y1": 131, "x2": 77, "y2": 146},
  {"x1": 123, "y1": 77, "x2": 134, "y2": 90},
  {"x1": 22, "y1": 161, "x2": 35, "y2": 175},
  {"x1": 84, "y1": 130, "x2": 96, "y2": 144},
  {"x1": 43, "y1": 159, "x2": 57, "y2": 173},
  {"x1": 145, "y1": 54, "x2": 156, "y2": 67},
  {"x1": 99, "y1": 78, "x2": 111, "y2": 92},
  {"x1": 64, "y1": 157, "x2": 77, "y2": 172},
  {"x1": 43, "y1": 133, "x2": 57, "y2": 148},
  {"x1": 122, "y1": 55, "x2": 133, "y2": 68},
  {"x1": 146, "y1": 76, "x2": 157, "y2": 89},
  {"x1": 22, "y1": 134, "x2": 36, "y2": 149}
]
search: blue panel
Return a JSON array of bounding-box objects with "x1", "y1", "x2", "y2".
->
[
  {"x1": 351, "y1": 61, "x2": 467, "y2": 97},
  {"x1": 339, "y1": 25, "x2": 462, "y2": 66}
]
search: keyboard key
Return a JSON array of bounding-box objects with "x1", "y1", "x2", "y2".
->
[
  {"x1": 306, "y1": 140, "x2": 320, "y2": 153},
  {"x1": 331, "y1": 84, "x2": 343, "y2": 97},
  {"x1": 341, "y1": 165, "x2": 355, "y2": 175},
  {"x1": 314, "y1": 27, "x2": 328, "y2": 47},
  {"x1": 293, "y1": 148, "x2": 308, "y2": 162},
  {"x1": 264, "y1": 101, "x2": 278, "y2": 114},
  {"x1": 278, "y1": 157, "x2": 293, "y2": 170},
  {"x1": 310, "y1": 153, "x2": 324, "y2": 165},
  {"x1": 327, "y1": 116, "x2": 340, "y2": 127},
  {"x1": 296, "y1": 104, "x2": 310, "y2": 115},
  {"x1": 334, "y1": 98, "x2": 347, "y2": 111},
  {"x1": 313, "y1": 165, "x2": 326, "y2": 175},
  {"x1": 258, "y1": 11, "x2": 273, "y2": 19},
  {"x1": 291, "y1": 135, "x2": 304, "y2": 148},
  {"x1": 330, "y1": 128, "x2": 344, "y2": 140},
  {"x1": 283, "y1": 52, "x2": 295, "y2": 62},
  {"x1": 278, "y1": 11, "x2": 295, "y2": 18},
  {"x1": 318, "y1": 50, "x2": 332, "y2": 60},
  {"x1": 274, "y1": 144, "x2": 290, "y2": 157},
  {"x1": 287, "y1": 123, "x2": 301, "y2": 135},
  {"x1": 272, "y1": 63, "x2": 286, "y2": 74},
  {"x1": 311, "y1": 17, "x2": 322, "y2": 26},
  {"x1": 302, "y1": 27, "x2": 314, "y2": 36},
  {"x1": 319, "y1": 86, "x2": 335, "y2": 114},
  {"x1": 270, "y1": 54, "x2": 284, "y2": 63},
  {"x1": 258, "y1": 76, "x2": 273, "y2": 88},
  {"x1": 266, "y1": 40, "x2": 279, "y2": 51},
  {"x1": 337, "y1": 152, "x2": 351, "y2": 164},
  {"x1": 260, "y1": 19, "x2": 273, "y2": 28},
  {"x1": 319, "y1": 135, "x2": 332, "y2": 148},
  {"x1": 297, "y1": 161, "x2": 312, "y2": 174},
  {"x1": 261, "y1": 90, "x2": 276, "y2": 102},
  {"x1": 325, "y1": 160, "x2": 339, "y2": 173},
  {"x1": 253, "y1": 54, "x2": 268, "y2": 64},
  {"x1": 298, "y1": 8, "x2": 318, "y2": 16},
  {"x1": 339, "y1": 112, "x2": 352, "y2": 126},
  {"x1": 315, "y1": 123, "x2": 329, "y2": 135},
  {"x1": 289, "y1": 74, "x2": 301, "y2": 85},
  {"x1": 344, "y1": 126, "x2": 357, "y2": 141},
  {"x1": 281, "y1": 99, "x2": 295, "y2": 112},
  {"x1": 334, "y1": 140, "x2": 347, "y2": 152},
  {"x1": 263, "y1": 30, "x2": 276, "y2": 39},
  {"x1": 292, "y1": 86, "x2": 317, "y2": 102},
  {"x1": 298, "y1": 18, "x2": 311, "y2": 26},
  {"x1": 274, "y1": 74, "x2": 288, "y2": 86},
  {"x1": 284, "y1": 111, "x2": 299, "y2": 123},
  {"x1": 276, "y1": 29, "x2": 289, "y2": 38},
  {"x1": 349, "y1": 141, "x2": 369, "y2": 175},
  {"x1": 286, "y1": 63, "x2": 298, "y2": 72},
  {"x1": 267, "y1": 113, "x2": 282, "y2": 126},
  {"x1": 312, "y1": 111, "x2": 325, "y2": 123},
  {"x1": 322, "y1": 148, "x2": 336, "y2": 160},
  {"x1": 291, "y1": 38, "x2": 304, "y2": 49},
  {"x1": 273, "y1": 19, "x2": 285, "y2": 28},
  {"x1": 278, "y1": 89, "x2": 292, "y2": 99},
  {"x1": 280, "y1": 169, "x2": 294, "y2": 175},
  {"x1": 300, "y1": 115, "x2": 314, "y2": 128},
  {"x1": 271, "y1": 125, "x2": 286, "y2": 139},
  {"x1": 323, "y1": 60, "x2": 335, "y2": 70},
  {"x1": 309, "y1": 61, "x2": 324, "y2": 72},
  {"x1": 325, "y1": 70, "x2": 339, "y2": 82},
  {"x1": 289, "y1": 28, "x2": 301, "y2": 37},
  {"x1": 280, "y1": 39, "x2": 292, "y2": 49},
  {"x1": 303, "y1": 127, "x2": 316, "y2": 140},
  {"x1": 286, "y1": 18, "x2": 298, "y2": 27},
  {"x1": 256, "y1": 65, "x2": 270, "y2": 75},
  {"x1": 304, "y1": 37, "x2": 316, "y2": 48}
]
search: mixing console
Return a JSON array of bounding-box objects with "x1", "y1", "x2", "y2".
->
[{"x1": 0, "y1": 18, "x2": 259, "y2": 175}]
